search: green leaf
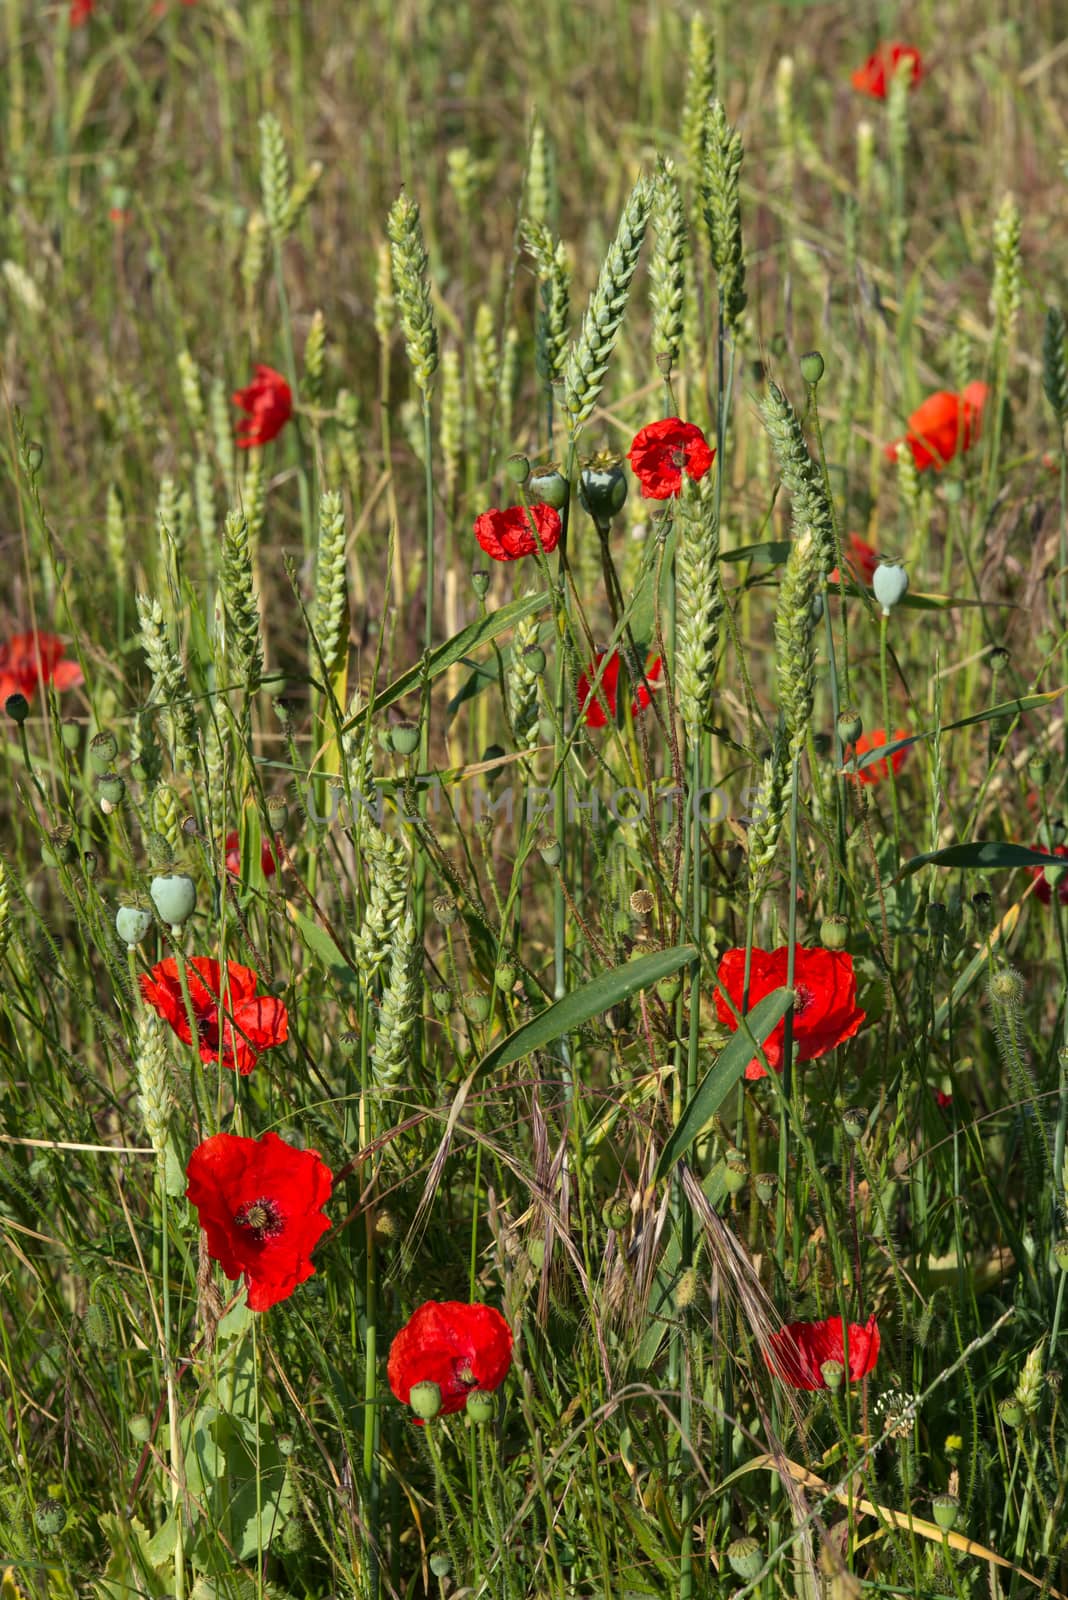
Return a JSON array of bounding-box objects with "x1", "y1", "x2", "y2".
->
[
  {"x1": 475, "y1": 946, "x2": 697, "y2": 1076},
  {"x1": 721, "y1": 539, "x2": 792, "y2": 565},
  {"x1": 287, "y1": 905, "x2": 361, "y2": 997},
  {"x1": 854, "y1": 691, "x2": 1065, "y2": 773},
  {"x1": 655, "y1": 987, "x2": 794, "y2": 1182},
  {"x1": 341, "y1": 591, "x2": 550, "y2": 735},
  {"x1": 897, "y1": 842, "x2": 1060, "y2": 879}
]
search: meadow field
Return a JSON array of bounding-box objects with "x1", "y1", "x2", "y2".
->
[{"x1": 2, "y1": 1, "x2": 1068, "y2": 1595}]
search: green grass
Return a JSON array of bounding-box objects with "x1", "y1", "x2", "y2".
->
[{"x1": 2, "y1": 2, "x2": 1068, "y2": 1597}]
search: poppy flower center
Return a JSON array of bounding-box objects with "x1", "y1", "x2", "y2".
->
[
  {"x1": 452, "y1": 1358, "x2": 477, "y2": 1389},
  {"x1": 233, "y1": 1196, "x2": 285, "y2": 1242},
  {"x1": 794, "y1": 985, "x2": 814, "y2": 1017}
]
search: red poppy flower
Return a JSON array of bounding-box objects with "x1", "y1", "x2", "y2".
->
[
  {"x1": 186, "y1": 1131, "x2": 332, "y2": 1312},
  {"x1": 885, "y1": 382, "x2": 989, "y2": 473},
  {"x1": 388, "y1": 1301, "x2": 513, "y2": 1418},
  {"x1": 69, "y1": 0, "x2": 93, "y2": 23},
  {"x1": 715, "y1": 946, "x2": 866, "y2": 1080},
  {"x1": 933, "y1": 1088, "x2": 953, "y2": 1109},
  {"x1": 232, "y1": 365, "x2": 293, "y2": 449},
  {"x1": 626, "y1": 417, "x2": 716, "y2": 500},
  {"x1": 851, "y1": 42, "x2": 923, "y2": 99},
  {"x1": 140, "y1": 957, "x2": 288, "y2": 1075},
  {"x1": 577, "y1": 649, "x2": 663, "y2": 729},
  {"x1": 849, "y1": 727, "x2": 909, "y2": 785},
  {"x1": 225, "y1": 831, "x2": 278, "y2": 880},
  {"x1": 1027, "y1": 843, "x2": 1068, "y2": 906},
  {"x1": 0, "y1": 631, "x2": 84, "y2": 707},
  {"x1": 766, "y1": 1314, "x2": 880, "y2": 1389},
  {"x1": 829, "y1": 534, "x2": 879, "y2": 588},
  {"x1": 473, "y1": 504, "x2": 561, "y2": 562}
]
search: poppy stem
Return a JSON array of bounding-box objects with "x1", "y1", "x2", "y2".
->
[{"x1": 879, "y1": 612, "x2": 903, "y2": 860}]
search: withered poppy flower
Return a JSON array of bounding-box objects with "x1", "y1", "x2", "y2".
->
[
  {"x1": 766, "y1": 1314, "x2": 880, "y2": 1389},
  {"x1": 1028, "y1": 843, "x2": 1068, "y2": 906},
  {"x1": 829, "y1": 534, "x2": 879, "y2": 588},
  {"x1": 626, "y1": 417, "x2": 715, "y2": 500},
  {"x1": 851, "y1": 42, "x2": 923, "y2": 99},
  {"x1": 186, "y1": 1131, "x2": 332, "y2": 1312},
  {"x1": 885, "y1": 382, "x2": 989, "y2": 473},
  {"x1": 225, "y1": 831, "x2": 278, "y2": 880},
  {"x1": 232, "y1": 365, "x2": 292, "y2": 449},
  {"x1": 473, "y1": 504, "x2": 561, "y2": 562},
  {"x1": 0, "y1": 632, "x2": 83, "y2": 707},
  {"x1": 388, "y1": 1301, "x2": 513, "y2": 1419},
  {"x1": 140, "y1": 957, "x2": 288, "y2": 1075},
  {"x1": 577, "y1": 649, "x2": 663, "y2": 729},
  {"x1": 849, "y1": 727, "x2": 909, "y2": 785},
  {"x1": 715, "y1": 946, "x2": 866, "y2": 1079}
]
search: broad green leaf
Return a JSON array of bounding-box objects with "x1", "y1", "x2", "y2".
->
[
  {"x1": 854, "y1": 691, "x2": 1065, "y2": 772},
  {"x1": 475, "y1": 945, "x2": 697, "y2": 1076},
  {"x1": 287, "y1": 903, "x2": 361, "y2": 996},
  {"x1": 341, "y1": 591, "x2": 550, "y2": 734},
  {"x1": 897, "y1": 842, "x2": 1061, "y2": 879},
  {"x1": 721, "y1": 540, "x2": 792, "y2": 565},
  {"x1": 655, "y1": 987, "x2": 794, "y2": 1182}
]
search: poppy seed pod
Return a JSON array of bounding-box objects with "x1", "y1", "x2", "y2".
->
[
  {"x1": 149, "y1": 873, "x2": 196, "y2": 931},
  {"x1": 61, "y1": 719, "x2": 82, "y2": 751},
  {"x1": 45, "y1": 827, "x2": 77, "y2": 867},
  {"x1": 727, "y1": 1537, "x2": 763, "y2": 1581},
  {"x1": 538, "y1": 834, "x2": 562, "y2": 867},
  {"x1": 1053, "y1": 1239, "x2": 1068, "y2": 1272},
  {"x1": 390, "y1": 721, "x2": 420, "y2": 757},
  {"x1": 578, "y1": 451, "x2": 628, "y2": 524},
  {"x1": 837, "y1": 708, "x2": 863, "y2": 746},
  {"x1": 522, "y1": 642, "x2": 547, "y2": 676},
  {"x1": 602, "y1": 1197, "x2": 630, "y2": 1232},
  {"x1": 754, "y1": 1172, "x2": 777, "y2": 1205},
  {"x1": 932, "y1": 1493, "x2": 959, "y2": 1532},
  {"x1": 408, "y1": 1380, "x2": 442, "y2": 1420},
  {"x1": 34, "y1": 1501, "x2": 67, "y2": 1537},
  {"x1": 820, "y1": 1359, "x2": 844, "y2": 1390},
  {"x1": 98, "y1": 773, "x2": 126, "y2": 807},
  {"x1": 116, "y1": 904, "x2": 154, "y2": 949},
  {"x1": 998, "y1": 1397, "x2": 1023, "y2": 1427},
  {"x1": 873, "y1": 560, "x2": 909, "y2": 615},
  {"x1": 129, "y1": 1414, "x2": 151, "y2": 1443},
  {"x1": 431, "y1": 986, "x2": 452, "y2": 1014},
  {"x1": 657, "y1": 975, "x2": 681, "y2": 1004},
  {"x1": 724, "y1": 1157, "x2": 748, "y2": 1194},
  {"x1": 465, "y1": 1389, "x2": 495, "y2": 1424},
  {"x1": 505, "y1": 452, "x2": 530, "y2": 485},
  {"x1": 800, "y1": 350, "x2": 825, "y2": 386},
  {"x1": 5, "y1": 692, "x2": 29, "y2": 723},
  {"x1": 90, "y1": 731, "x2": 118, "y2": 773},
  {"x1": 464, "y1": 991, "x2": 492, "y2": 1024},
  {"x1": 266, "y1": 795, "x2": 289, "y2": 832},
  {"x1": 842, "y1": 1107, "x2": 868, "y2": 1141},
  {"x1": 528, "y1": 466, "x2": 568, "y2": 510},
  {"x1": 429, "y1": 1554, "x2": 452, "y2": 1579},
  {"x1": 471, "y1": 568, "x2": 490, "y2": 598},
  {"x1": 820, "y1": 914, "x2": 849, "y2": 950},
  {"x1": 494, "y1": 962, "x2": 516, "y2": 991}
]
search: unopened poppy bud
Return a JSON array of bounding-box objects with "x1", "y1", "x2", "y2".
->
[
  {"x1": 931, "y1": 1493, "x2": 959, "y2": 1531},
  {"x1": 390, "y1": 721, "x2": 420, "y2": 757},
  {"x1": 409, "y1": 1380, "x2": 442, "y2": 1420},
  {"x1": 657, "y1": 975, "x2": 681, "y2": 1005},
  {"x1": 727, "y1": 1536, "x2": 763, "y2": 1581},
  {"x1": 873, "y1": 560, "x2": 909, "y2": 615},
  {"x1": 98, "y1": 773, "x2": 126, "y2": 807},
  {"x1": 505, "y1": 452, "x2": 530, "y2": 485},
  {"x1": 149, "y1": 872, "x2": 196, "y2": 931},
  {"x1": 116, "y1": 904, "x2": 153, "y2": 949},
  {"x1": 989, "y1": 646, "x2": 1010, "y2": 676},
  {"x1": 820, "y1": 1359, "x2": 844, "y2": 1390},
  {"x1": 494, "y1": 961, "x2": 516, "y2": 991},
  {"x1": 429, "y1": 1553, "x2": 452, "y2": 1579},
  {"x1": 129, "y1": 1413, "x2": 151, "y2": 1443},
  {"x1": 432, "y1": 894, "x2": 457, "y2": 926},
  {"x1": 471, "y1": 568, "x2": 491, "y2": 598},
  {"x1": 630, "y1": 889, "x2": 655, "y2": 916},
  {"x1": 754, "y1": 1172, "x2": 777, "y2": 1205},
  {"x1": 1029, "y1": 753, "x2": 1052, "y2": 785},
  {"x1": 266, "y1": 795, "x2": 289, "y2": 832},
  {"x1": 5, "y1": 692, "x2": 29, "y2": 723},
  {"x1": 1055, "y1": 1239, "x2": 1068, "y2": 1271},
  {"x1": 820, "y1": 914, "x2": 849, "y2": 950},
  {"x1": 837, "y1": 708, "x2": 863, "y2": 746},
  {"x1": 528, "y1": 465, "x2": 568, "y2": 510},
  {"x1": 799, "y1": 349, "x2": 825, "y2": 386},
  {"x1": 431, "y1": 986, "x2": 452, "y2": 1014},
  {"x1": 998, "y1": 1397, "x2": 1023, "y2": 1427},
  {"x1": 842, "y1": 1107, "x2": 868, "y2": 1141},
  {"x1": 61, "y1": 719, "x2": 82, "y2": 752},
  {"x1": 90, "y1": 731, "x2": 118, "y2": 773},
  {"x1": 578, "y1": 451, "x2": 628, "y2": 524},
  {"x1": 34, "y1": 1501, "x2": 67, "y2": 1537},
  {"x1": 465, "y1": 1389, "x2": 495, "y2": 1424},
  {"x1": 538, "y1": 833, "x2": 562, "y2": 867},
  {"x1": 522, "y1": 642, "x2": 547, "y2": 676},
  {"x1": 602, "y1": 1197, "x2": 630, "y2": 1231},
  {"x1": 724, "y1": 1157, "x2": 748, "y2": 1194},
  {"x1": 464, "y1": 990, "x2": 492, "y2": 1024}
]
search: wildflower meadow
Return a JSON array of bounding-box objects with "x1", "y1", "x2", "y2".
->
[{"x1": 3, "y1": 2, "x2": 1068, "y2": 1597}]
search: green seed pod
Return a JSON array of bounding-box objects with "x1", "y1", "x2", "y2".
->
[
  {"x1": 837, "y1": 708, "x2": 863, "y2": 746},
  {"x1": 45, "y1": 827, "x2": 77, "y2": 867},
  {"x1": 727, "y1": 1536, "x2": 763, "y2": 1581},
  {"x1": 116, "y1": 905, "x2": 154, "y2": 949},
  {"x1": 538, "y1": 835, "x2": 562, "y2": 868},
  {"x1": 926, "y1": 901, "x2": 946, "y2": 935},
  {"x1": 432, "y1": 894, "x2": 457, "y2": 927},
  {"x1": 409, "y1": 1380, "x2": 442, "y2": 1420},
  {"x1": 630, "y1": 889, "x2": 655, "y2": 917},
  {"x1": 820, "y1": 914, "x2": 849, "y2": 950},
  {"x1": 464, "y1": 991, "x2": 492, "y2": 1024},
  {"x1": 129, "y1": 1414, "x2": 151, "y2": 1443},
  {"x1": 149, "y1": 873, "x2": 196, "y2": 931},
  {"x1": 465, "y1": 1389, "x2": 495, "y2": 1425},
  {"x1": 266, "y1": 795, "x2": 289, "y2": 832},
  {"x1": 522, "y1": 643, "x2": 547, "y2": 676},
  {"x1": 578, "y1": 451, "x2": 628, "y2": 524},
  {"x1": 723, "y1": 1158, "x2": 748, "y2": 1194},
  {"x1": 61, "y1": 719, "x2": 82, "y2": 752},
  {"x1": 431, "y1": 986, "x2": 452, "y2": 1015},
  {"x1": 998, "y1": 1397, "x2": 1023, "y2": 1428},
  {"x1": 1029, "y1": 753, "x2": 1052, "y2": 786},
  {"x1": 429, "y1": 1553, "x2": 451, "y2": 1579},
  {"x1": 602, "y1": 1198, "x2": 630, "y2": 1231},
  {"x1": 657, "y1": 975, "x2": 682, "y2": 1005},
  {"x1": 276, "y1": 1430, "x2": 296, "y2": 1457},
  {"x1": 89, "y1": 731, "x2": 119, "y2": 773},
  {"x1": 989, "y1": 645, "x2": 1011, "y2": 676},
  {"x1": 820, "y1": 1359, "x2": 844, "y2": 1390},
  {"x1": 5, "y1": 692, "x2": 29, "y2": 723},
  {"x1": 471, "y1": 569, "x2": 491, "y2": 599},
  {"x1": 873, "y1": 560, "x2": 909, "y2": 615},
  {"x1": 528, "y1": 466, "x2": 568, "y2": 510},
  {"x1": 1054, "y1": 1239, "x2": 1068, "y2": 1272},
  {"x1": 390, "y1": 721, "x2": 420, "y2": 757},
  {"x1": 932, "y1": 1493, "x2": 959, "y2": 1532},
  {"x1": 34, "y1": 1501, "x2": 67, "y2": 1537},
  {"x1": 799, "y1": 349, "x2": 825, "y2": 385},
  {"x1": 505, "y1": 453, "x2": 530, "y2": 485},
  {"x1": 98, "y1": 773, "x2": 126, "y2": 807},
  {"x1": 842, "y1": 1107, "x2": 868, "y2": 1141},
  {"x1": 494, "y1": 962, "x2": 516, "y2": 991},
  {"x1": 754, "y1": 1172, "x2": 777, "y2": 1205}
]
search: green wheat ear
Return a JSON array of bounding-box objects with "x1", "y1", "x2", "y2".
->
[
  {"x1": 562, "y1": 174, "x2": 654, "y2": 435},
  {"x1": 387, "y1": 191, "x2": 439, "y2": 397},
  {"x1": 701, "y1": 99, "x2": 747, "y2": 334},
  {"x1": 370, "y1": 912, "x2": 422, "y2": 1087},
  {"x1": 649, "y1": 157, "x2": 686, "y2": 374},
  {"x1": 312, "y1": 490, "x2": 349, "y2": 686},
  {"x1": 221, "y1": 508, "x2": 263, "y2": 692},
  {"x1": 680, "y1": 14, "x2": 716, "y2": 196},
  {"x1": 758, "y1": 381, "x2": 836, "y2": 575},
  {"x1": 1042, "y1": 305, "x2": 1068, "y2": 424},
  {"x1": 674, "y1": 472, "x2": 721, "y2": 734}
]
